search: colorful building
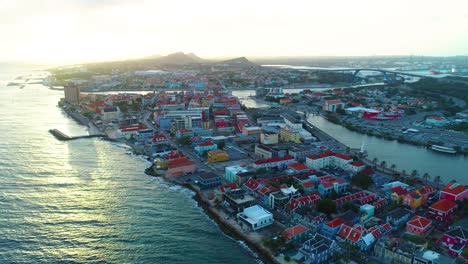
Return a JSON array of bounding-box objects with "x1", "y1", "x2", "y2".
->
[
  {"x1": 166, "y1": 157, "x2": 196, "y2": 177},
  {"x1": 194, "y1": 141, "x2": 217, "y2": 155},
  {"x1": 440, "y1": 182, "x2": 468, "y2": 202},
  {"x1": 224, "y1": 165, "x2": 248, "y2": 183},
  {"x1": 299, "y1": 233, "x2": 338, "y2": 264},
  {"x1": 405, "y1": 216, "x2": 432, "y2": 236},
  {"x1": 439, "y1": 226, "x2": 467, "y2": 258},
  {"x1": 252, "y1": 155, "x2": 295, "y2": 170},
  {"x1": 321, "y1": 217, "x2": 345, "y2": 238},
  {"x1": 260, "y1": 131, "x2": 279, "y2": 145},
  {"x1": 427, "y1": 199, "x2": 457, "y2": 224},
  {"x1": 207, "y1": 150, "x2": 229, "y2": 163},
  {"x1": 282, "y1": 224, "x2": 310, "y2": 243},
  {"x1": 317, "y1": 175, "x2": 348, "y2": 195},
  {"x1": 322, "y1": 99, "x2": 345, "y2": 112},
  {"x1": 279, "y1": 127, "x2": 302, "y2": 143}
]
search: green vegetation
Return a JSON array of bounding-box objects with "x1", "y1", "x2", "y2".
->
[
  {"x1": 217, "y1": 141, "x2": 226, "y2": 150},
  {"x1": 262, "y1": 236, "x2": 286, "y2": 253},
  {"x1": 178, "y1": 136, "x2": 191, "y2": 146},
  {"x1": 448, "y1": 123, "x2": 468, "y2": 132},
  {"x1": 284, "y1": 255, "x2": 290, "y2": 262},
  {"x1": 405, "y1": 234, "x2": 426, "y2": 245},
  {"x1": 342, "y1": 202, "x2": 359, "y2": 213},
  {"x1": 351, "y1": 172, "x2": 374, "y2": 189},
  {"x1": 409, "y1": 78, "x2": 468, "y2": 109},
  {"x1": 324, "y1": 113, "x2": 341, "y2": 124},
  {"x1": 317, "y1": 198, "x2": 337, "y2": 215}
]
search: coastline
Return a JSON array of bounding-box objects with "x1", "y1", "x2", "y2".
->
[{"x1": 58, "y1": 104, "x2": 275, "y2": 264}]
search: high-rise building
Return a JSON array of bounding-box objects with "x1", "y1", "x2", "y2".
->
[{"x1": 64, "y1": 84, "x2": 80, "y2": 104}]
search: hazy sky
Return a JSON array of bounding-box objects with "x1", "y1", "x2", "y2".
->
[{"x1": 1, "y1": 0, "x2": 467, "y2": 64}]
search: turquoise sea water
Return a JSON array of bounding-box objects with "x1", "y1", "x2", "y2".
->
[{"x1": 0, "y1": 66, "x2": 258, "y2": 263}]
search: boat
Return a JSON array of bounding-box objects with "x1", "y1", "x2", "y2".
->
[
  {"x1": 430, "y1": 145, "x2": 457, "y2": 154},
  {"x1": 359, "y1": 140, "x2": 368, "y2": 157}
]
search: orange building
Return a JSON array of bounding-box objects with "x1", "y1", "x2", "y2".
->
[{"x1": 166, "y1": 157, "x2": 196, "y2": 177}]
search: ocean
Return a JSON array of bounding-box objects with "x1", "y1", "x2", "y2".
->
[{"x1": 0, "y1": 65, "x2": 258, "y2": 263}]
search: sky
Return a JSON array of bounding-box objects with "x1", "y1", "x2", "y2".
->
[{"x1": 1, "y1": 0, "x2": 467, "y2": 64}]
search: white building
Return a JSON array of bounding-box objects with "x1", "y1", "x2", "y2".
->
[
  {"x1": 237, "y1": 205, "x2": 274, "y2": 231},
  {"x1": 306, "y1": 151, "x2": 353, "y2": 170},
  {"x1": 225, "y1": 165, "x2": 248, "y2": 183}
]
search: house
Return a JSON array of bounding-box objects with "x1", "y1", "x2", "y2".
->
[
  {"x1": 243, "y1": 178, "x2": 262, "y2": 196},
  {"x1": 374, "y1": 237, "x2": 415, "y2": 264},
  {"x1": 254, "y1": 144, "x2": 286, "y2": 159},
  {"x1": 136, "y1": 129, "x2": 154, "y2": 142},
  {"x1": 402, "y1": 191, "x2": 423, "y2": 209},
  {"x1": 322, "y1": 99, "x2": 345, "y2": 112},
  {"x1": 196, "y1": 172, "x2": 221, "y2": 189},
  {"x1": 347, "y1": 161, "x2": 366, "y2": 173},
  {"x1": 260, "y1": 132, "x2": 279, "y2": 145},
  {"x1": 257, "y1": 185, "x2": 278, "y2": 207},
  {"x1": 389, "y1": 186, "x2": 409, "y2": 203},
  {"x1": 299, "y1": 233, "x2": 338, "y2": 264},
  {"x1": 252, "y1": 155, "x2": 295, "y2": 170},
  {"x1": 427, "y1": 199, "x2": 458, "y2": 224},
  {"x1": 207, "y1": 150, "x2": 229, "y2": 163},
  {"x1": 386, "y1": 208, "x2": 413, "y2": 230},
  {"x1": 317, "y1": 175, "x2": 348, "y2": 195},
  {"x1": 224, "y1": 188, "x2": 256, "y2": 213},
  {"x1": 282, "y1": 224, "x2": 310, "y2": 243},
  {"x1": 269, "y1": 186, "x2": 300, "y2": 209},
  {"x1": 224, "y1": 165, "x2": 248, "y2": 183},
  {"x1": 412, "y1": 249, "x2": 456, "y2": 264},
  {"x1": 118, "y1": 124, "x2": 147, "y2": 139},
  {"x1": 405, "y1": 215, "x2": 432, "y2": 236},
  {"x1": 440, "y1": 226, "x2": 468, "y2": 258},
  {"x1": 166, "y1": 157, "x2": 196, "y2": 177},
  {"x1": 176, "y1": 128, "x2": 194, "y2": 139},
  {"x1": 150, "y1": 133, "x2": 169, "y2": 145},
  {"x1": 322, "y1": 217, "x2": 345, "y2": 238},
  {"x1": 340, "y1": 210, "x2": 360, "y2": 225},
  {"x1": 440, "y1": 182, "x2": 468, "y2": 202},
  {"x1": 194, "y1": 140, "x2": 217, "y2": 155},
  {"x1": 237, "y1": 205, "x2": 273, "y2": 231},
  {"x1": 292, "y1": 207, "x2": 327, "y2": 232},
  {"x1": 288, "y1": 162, "x2": 310, "y2": 174},
  {"x1": 337, "y1": 224, "x2": 363, "y2": 246},
  {"x1": 102, "y1": 107, "x2": 119, "y2": 121}
]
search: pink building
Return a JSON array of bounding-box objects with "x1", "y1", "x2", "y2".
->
[
  {"x1": 166, "y1": 157, "x2": 196, "y2": 177},
  {"x1": 439, "y1": 227, "x2": 467, "y2": 257},
  {"x1": 405, "y1": 215, "x2": 432, "y2": 236},
  {"x1": 427, "y1": 199, "x2": 458, "y2": 224},
  {"x1": 439, "y1": 182, "x2": 468, "y2": 202}
]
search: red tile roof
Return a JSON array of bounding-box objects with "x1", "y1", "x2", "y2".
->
[
  {"x1": 441, "y1": 183, "x2": 468, "y2": 196},
  {"x1": 338, "y1": 224, "x2": 353, "y2": 239},
  {"x1": 282, "y1": 225, "x2": 309, "y2": 240},
  {"x1": 219, "y1": 183, "x2": 237, "y2": 193},
  {"x1": 288, "y1": 162, "x2": 309, "y2": 171},
  {"x1": 429, "y1": 199, "x2": 457, "y2": 213},
  {"x1": 348, "y1": 229, "x2": 362, "y2": 242},
  {"x1": 326, "y1": 217, "x2": 345, "y2": 228},
  {"x1": 307, "y1": 150, "x2": 334, "y2": 160},
  {"x1": 350, "y1": 161, "x2": 365, "y2": 167},
  {"x1": 244, "y1": 178, "x2": 261, "y2": 191},
  {"x1": 168, "y1": 157, "x2": 194, "y2": 169},
  {"x1": 325, "y1": 99, "x2": 344, "y2": 105},
  {"x1": 253, "y1": 155, "x2": 294, "y2": 165},
  {"x1": 334, "y1": 153, "x2": 352, "y2": 160},
  {"x1": 198, "y1": 141, "x2": 215, "y2": 147},
  {"x1": 390, "y1": 186, "x2": 408, "y2": 196},
  {"x1": 302, "y1": 182, "x2": 314, "y2": 189},
  {"x1": 407, "y1": 215, "x2": 432, "y2": 229}
]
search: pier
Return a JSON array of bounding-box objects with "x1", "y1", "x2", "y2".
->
[{"x1": 49, "y1": 129, "x2": 108, "y2": 141}]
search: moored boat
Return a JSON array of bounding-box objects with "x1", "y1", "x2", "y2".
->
[{"x1": 430, "y1": 145, "x2": 457, "y2": 154}]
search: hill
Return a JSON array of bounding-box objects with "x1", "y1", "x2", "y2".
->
[{"x1": 215, "y1": 57, "x2": 258, "y2": 67}]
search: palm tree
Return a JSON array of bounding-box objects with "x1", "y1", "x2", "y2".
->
[
  {"x1": 390, "y1": 164, "x2": 396, "y2": 171},
  {"x1": 434, "y1": 175, "x2": 441, "y2": 189},
  {"x1": 422, "y1": 173, "x2": 429, "y2": 185},
  {"x1": 401, "y1": 170, "x2": 407, "y2": 178},
  {"x1": 411, "y1": 170, "x2": 418, "y2": 179},
  {"x1": 372, "y1": 157, "x2": 378, "y2": 164},
  {"x1": 380, "y1": 161, "x2": 387, "y2": 168}
]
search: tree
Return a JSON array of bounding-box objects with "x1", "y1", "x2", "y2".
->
[
  {"x1": 217, "y1": 140, "x2": 226, "y2": 150},
  {"x1": 422, "y1": 173, "x2": 430, "y2": 184},
  {"x1": 411, "y1": 170, "x2": 418, "y2": 179},
  {"x1": 380, "y1": 160, "x2": 387, "y2": 168},
  {"x1": 342, "y1": 202, "x2": 359, "y2": 213},
  {"x1": 317, "y1": 199, "x2": 337, "y2": 215},
  {"x1": 434, "y1": 175, "x2": 442, "y2": 189},
  {"x1": 390, "y1": 164, "x2": 396, "y2": 171},
  {"x1": 178, "y1": 136, "x2": 191, "y2": 146},
  {"x1": 372, "y1": 157, "x2": 378, "y2": 164},
  {"x1": 351, "y1": 172, "x2": 374, "y2": 189}
]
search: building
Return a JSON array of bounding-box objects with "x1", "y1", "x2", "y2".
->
[
  {"x1": 374, "y1": 237, "x2": 414, "y2": 264},
  {"x1": 405, "y1": 215, "x2": 432, "y2": 236},
  {"x1": 136, "y1": 129, "x2": 154, "y2": 142},
  {"x1": 166, "y1": 157, "x2": 196, "y2": 177},
  {"x1": 440, "y1": 226, "x2": 467, "y2": 258},
  {"x1": 117, "y1": 124, "x2": 147, "y2": 139},
  {"x1": 194, "y1": 141, "x2": 217, "y2": 155},
  {"x1": 317, "y1": 175, "x2": 348, "y2": 195},
  {"x1": 241, "y1": 125, "x2": 262, "y2": 137},
  {"x1": 322, "y1": 99, "x2": 345, "y2": 112},
  {"x1": 150, "y1": 133, "x2": 169, "y2": 145},
  {"x1": 269, "y1": 186, "x2": 301, "y2": 209},
  {"x1": 412, "y1": 249, "x2": 455, "y2": 264},
  {"x1": 427, "y1": 199, "x2": 457, "y2": 224},
  {"x1": 279, "y1": 127, "x2": 302, "y2": 143},
  {"x1": 402, "y1": 191, "x2": 423, "y2": 209},
  {"x1": 64, "y1": 83, "x2": 80, "y2": 104},
  {"x1": 252, "y1": 155, "x2": 295, "y2": 170},
  {"x1": 196, "y1": 172, "x2": 221, "y2": 189},
  {"x1": 288, "y1": 146, "x2": 320, "y2": 162},
  {"x1": 224, "y1": 165, "x2": 248, "y2": 183},
  {"x1": 425, "y1": 116, "x2": 449, "y2": 127},
  {"x1": 254, "y1": 144, "x2": 286, "y2": 159},
  {"x1": 207, "y1": 150, "x2": 229, "y2": 163},
  {"x1": 237, "y1": 205, "x2": 274, "y2": 231},
  {"x1": 281, "y1": 111, "x2": 303, "y2": 130},
  {"x1": 260, "y1": 132, "x2": 279, "y2": 145},
  {"x1": 440, "y1": 182, "x2": 468, "y2": 202},
  {"x1": 299, "y1": 233, "x2": 338, "y2": 264},
  {"x1": 305, "y1": 151, "x2": 353, "y2": 171},
  {"x1": 176, "y1": 128, "x2": 194, "y2": 139},
  {"x1": 282, "y1": 224, "x2": 310, "y2": 243},
  {"x1": 347, "y1": 161, "x2": 366, "y2": 174},
  {"x1": 386, "y1": 208, "x2": 413, "y2": 230},
  {"x1": 321, "y1": 217, "x2": 345, "y2": 238},
  {"x1": 224, "y1": 189, "x2": 256, "y2": 213},
  {"x1": 102, "y1": 107, "x2": 119, "y2": 121}
]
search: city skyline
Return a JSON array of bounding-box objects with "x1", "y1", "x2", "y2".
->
[{"x1": 1, "y1": 0, "x2": 468, "y2": 64}]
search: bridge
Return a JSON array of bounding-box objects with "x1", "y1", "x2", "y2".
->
[
  {"x1": 49, "y1": 129, "x2": 108, "y2": 141},
  {"x1": 314, "y1": 68, "x2": 433, "y2": 84}
]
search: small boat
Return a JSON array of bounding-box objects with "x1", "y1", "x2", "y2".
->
[{"x1": 430, "y1": 145, "x2": 457, "y2": 154}]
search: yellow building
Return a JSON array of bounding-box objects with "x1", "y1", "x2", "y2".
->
[
  {"x1": 260, "y1": 132, "x2": 279, "y2": 145},
  {"x1": 280, "y1": 127, "x2": 301, "y2": 143},
  {"x1": 207, "y1": 150, "x2": 229, "y2": 163}
]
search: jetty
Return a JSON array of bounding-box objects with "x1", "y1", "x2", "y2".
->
[{"x1": 49, "y1": 129, "x2": 108, "y2": 141}]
